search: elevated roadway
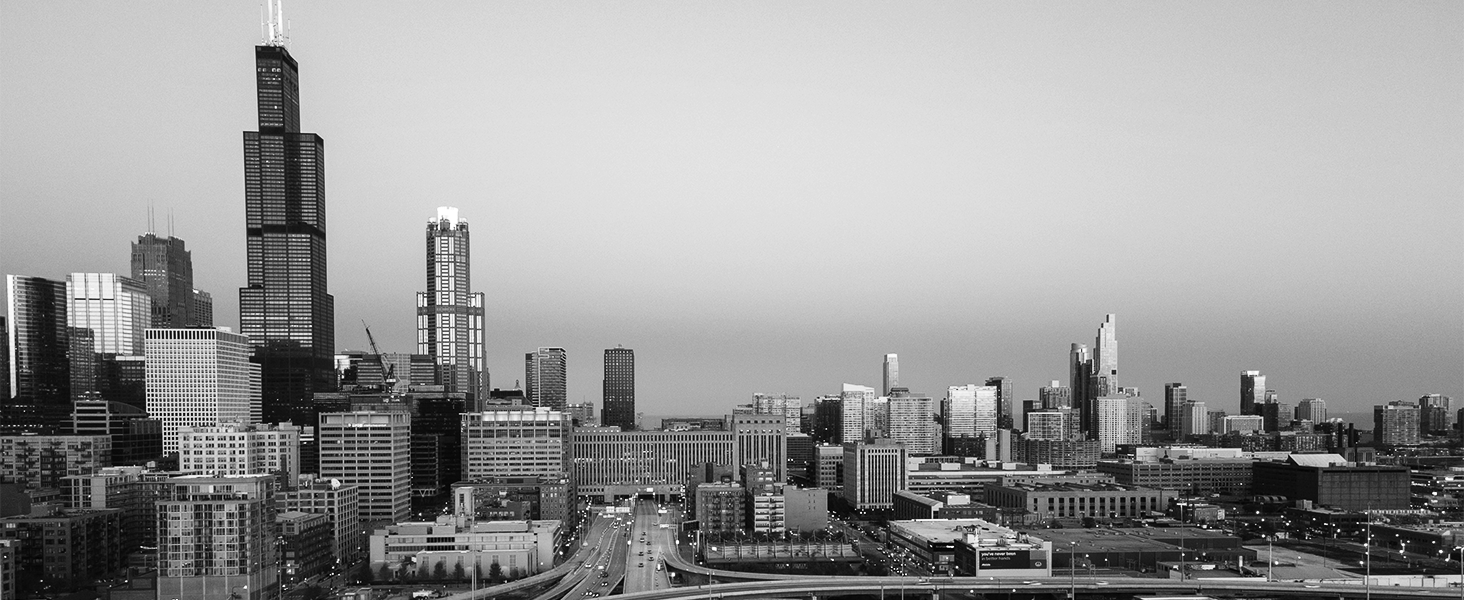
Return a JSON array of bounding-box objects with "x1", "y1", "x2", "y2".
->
[
  {"x1": 610, "y1": 577, "x2": 1460, "y2": 600},
  {"x1": 443, "y1": 509, "x2": 624, "y2": 600}
]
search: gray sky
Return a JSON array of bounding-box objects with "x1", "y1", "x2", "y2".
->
[{"x1": 2, "y1": 1, "x2": 1460, "y2": 420}]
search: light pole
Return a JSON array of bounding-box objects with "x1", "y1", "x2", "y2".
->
[
  {"x1": 1069, "y1": 541, "x2": 1077, "y2": 600},
  {"x1": 1266, "y1": 536, "x2": 1273, "y2": 582}
]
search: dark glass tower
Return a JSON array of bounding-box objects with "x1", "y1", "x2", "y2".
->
[
  {"x1": 240, "y1": 42, "x2": 335, "y2": 426},
  {"x1": 4, "y1": 275, "x2": 70, "y2": 432},
  {"x1": 602, "y1": 347, "x2": 635, "y2": 430},
  {"x1": 132, "y1": 233, "x2": 210, "y2": 327}
]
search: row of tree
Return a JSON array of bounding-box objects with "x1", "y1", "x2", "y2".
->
[{"x1": 368, "y1": 560, "x2": 525, "y2": 583}]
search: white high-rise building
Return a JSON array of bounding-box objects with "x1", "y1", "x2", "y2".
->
[
  {"x1": 882, "y1": 354, "x2": 899, "y2": 396},
  {"x1": 1025, "y1": 409, "x2": 1075, "y2": 441},
  {"x1": 145, "y1": 328, "x2": 260, "y2": 453},
  {"x1": 178, "y1": 422, "x2": 301, "y2": 484},
  {"x1": 841, "y1": 439, "x2": 906, "y2": 510},
  {"x1": 839, "y1": 384, "x2": 876, "y2": 444},
  {"x1": 1091, "y1": 314, "x2": 1119, "y2": 397},
  {"x1": 1095, "y1": 395, "x2": 1144, "y2": 453},
  {"x1": 886, "y1": 390, "x2": 936, "y2": 455},
  {"x1": 319, "y1": 411, "x2": 411, "y2": 525},
  {"x1": 417, "y1": 207, "x2": 486, "y2": 399},
  {"x1": 944, "y1": 385, "x2": 999, "y2": 437},
  {"x1": 66, "y1": 273, "x2": 152, "y2": 356}
]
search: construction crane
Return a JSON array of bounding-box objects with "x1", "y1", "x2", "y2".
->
[{"x1": 361, "y1": 320, "x2": 398, "y2": 393}]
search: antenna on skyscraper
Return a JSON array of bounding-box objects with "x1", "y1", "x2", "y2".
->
[{"x1": 264, "y1": 0, "x2": 288, "y2": 47}]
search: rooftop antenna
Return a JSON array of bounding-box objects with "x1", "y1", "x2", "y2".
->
[{"x1": 265, "y1": 0, "x2": 288, "y2": 47}]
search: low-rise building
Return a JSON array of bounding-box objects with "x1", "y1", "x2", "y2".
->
[
  {"x1": 1096, "y1": 455, "x2": 1255, "y2": 496},
  {"x1": 892, "y1": 490, "x2": 1001, "y2": 521},
  {"x1": 984, "y1": 482, "x2": 1178, "y2": 523},
  {"x1": 887, "y1": 518, "x2": 1051, "y2": 577},
  {"x1": 451, "y1": 476, "x2": 574, "y2": 524},
  {"x1": 279, "y1": 511, "x2": 334, "y2": 586},
  {"x1": 784, "y1": 487, "x2": 829, "y2": 532},
  {"x1": 0, "y1": 434, "x2": 112, "y2": 491},
  {"x1": 368, "y1": 517, "x2": 559, "y2": 580},
  {"x1": 279, "y1": 477, "x2": 362, "y2": 566},
  {"x1": 1251, "y1": 454, "x2": 1410, "y2": 511},
  {"x1": 0, "y1": 506, "x2": 123, "y2": 596}
]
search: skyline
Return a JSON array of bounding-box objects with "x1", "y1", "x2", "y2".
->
[{"x1": 2, "y1": 2, "x2": 1460, "y2": 418}]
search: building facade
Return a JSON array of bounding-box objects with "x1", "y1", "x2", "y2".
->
[
  {"x1": 842, "y1": 440, "x2": 906, "y2": 511},
  {"x1": 319, "y1": 411, "x2": 411, "y2": 525},
  {"x1": 156, "y1": 474, "x2": 279, "y2": 600},
  {"x1": 178, "y1": 422, "x2": 301, "y2": 484},
  {"x1": 5, "y1": 275, "x2": 71, "y2": 431},
  {"x1": 524, "y1": 347, "x2": 567, "y2": 409},
  {"x1": 131, "y1": 232, "x2": 211, "y2": 328},
  {"x1": 461, "y1": 407, "x2": 571, "y2": 480}
]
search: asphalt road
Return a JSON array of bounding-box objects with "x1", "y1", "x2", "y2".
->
[{"x1": 622, "y1": 499, "x2": 675, "y2": 594}]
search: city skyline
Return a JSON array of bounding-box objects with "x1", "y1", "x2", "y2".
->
[{"x1": 2, "y1": 2, "x2": 1460, "y2": 418}]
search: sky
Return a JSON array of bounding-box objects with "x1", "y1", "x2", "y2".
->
[{"x1": 2, "y1": 2, "x2": 1460, "y2": 421}]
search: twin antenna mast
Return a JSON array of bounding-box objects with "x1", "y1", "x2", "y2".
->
[{"x1": 261, "y1": 0, "x2": 290, "y2": 47}]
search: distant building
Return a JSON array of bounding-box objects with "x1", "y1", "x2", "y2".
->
[
  {"x1": 1012, "y1": 438, "x2": 1100, "y2": 469},
  {"x1": 811, "y1": 395, "x2": 842, "y2": 444},
  {"x1": 567, "y1": 402, "x2": 597, "y2": 427},
  {"x1": 1220, "y1": 414, "x2": 1264, "y2": 434},
  {"x1": 945, "y1": 384, "x2": 998, "y2": 438},
  {"x1": 524, "y1": 347, "x2": 567, "y2": 409},
  {"x1": 892, "y1": 490, "x2": 1000, "y2": 521},
  {"x1": 1374, "y1": 402, "x2": 1421, "y2": 446},
  {"x1": 278, "y1": 511, "x2": 333, "y2": 586},
  {"x1": 1241, "y1": 370, "x2": 1265, "y2": 416},
  {"x1": 887, "y1": 388, "x2": 937, "y2": 454},
  {"x1": 602, "y1": 347, "x2": 635, "y2": 430},
  {"x1": 131, "y1": 233, "x2": 210, "y2": 328},
  {"x1": 694, "y1": 480, "x2": 745, "y2": 534},
  {"x1": 1419, "y1": 394, "x2": 1453, "y2": 436},
  {"x1": 882, "y1": 354, "x2": 899, "y2": 396},
  {"x1": 752, "y1": 393, "x2": 801, "y2": 434},
  {"x1": 62, "y1": 466, "x2": 168, "y2": 556},
  {"x1": 0, "y1": 434, "x2": 112, "y2": 491},
  {"x1": 451, "y1": 476, "x2": 574, "y2": 524},
  {"x1": 985, "y1": 376, "x2": 1018, "y2": 431},
  {"x1": 460, "y1": 407, "x2": 571, "y2": 480},
  {"x1": 815, "y1": 444, "x2": 844, "y2": 490},
  {"x1": 839, "y1": 383, "x2": 877, "y2": 443},
  {"x1": 1096, "y1": 449, "x2": 1255, "y2": 496},
  {"x1": 1038, "y1": 381, "x2": 1071, "y2": 410},
  {"x1": 1095, "y1": 395, "x2": 1144, "y2": 453},
  {"x1": 1178, "y1": 401, "x2": 1208, "y2": 441},
  {"x1": 1296, "y1": 398, "x2": 1327, "y2": 425},
  {"x1": 1252, "y1": 453, "x2": 1409, "y2": 510},
  {"x1": 984, "y1": 482, "x2": 1178, "y2": 523},
  {"x1": 5, "y1": 275, "x2": 72, "y2": 432},
  {"x1": 1163, "y1": 383, "x2": 1188, "y2": 429},
  {"x1": 887, "y1": 518, "x2": 1051, "y2": 577}
]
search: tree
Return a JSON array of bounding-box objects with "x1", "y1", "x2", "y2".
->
[
  {"x1": 475, "y1": 563, "x2": 486, "y2": 583},
  {"x1": 432, "y1": 561, "x2": 448, "y2": 580},
  {"x1": 453, "y1": 562, "x2": 466, "y2": 582},
  {"x1": 509, "y1": 566, "x2": 523, "y2": 580},
  {"x1": 375, "y1": 564, "x2": 392, "y2": 582},
  {"x1": 417, "y1": 562, "x2": 431, "y2": 580},
  {"x1": 488, "y1": 561, "x2": 503, "y2": 582}
]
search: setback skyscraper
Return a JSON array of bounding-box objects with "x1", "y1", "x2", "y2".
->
[
  {"x1": 417, "y1": 207, "x2": 486, "y2": 400},
  {"x1": 239, "y1": 33, "x2": 335, "y2": 425},
  {"x1": 525, "y1": 347, "x2": 567, "y2": 409},
  {"x1": 602, "y1": 346, "x2": 635, "y2": 430},
  {"x1": 131, "y1": 233, "x2": 211, "y2": 327}
]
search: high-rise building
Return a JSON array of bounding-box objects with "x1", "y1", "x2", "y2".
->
[
  {"x1": 1090, "y1": 314, "x2": 1118, "y2": 399},
  {"x1": 1163, "y1": 383, "x2": 1188, "y2": 429},
  {"x1": 882, "y1": 354, "x2": 899, "y2": 396},
  {"x1": 1420, "y1": 394, "x2": 1453, "y2": 435},
  {"x1": 417, "y1": 207, "x2": 486, "y2": 400},
  {"x1": 1069, "y1": 343, "x2": 1092, "y2": 433},
  {"x1": 156, "y1": 474, "x2": 279, "y2": 600},
  {"x1": 986, "y1": 376, "x2": 1018, "y2": 431},
  {"x1": 1038, "y1": 381, "x2": 1071, "y2": 410},
  {"x1": 1373, "y1": 402, "x2": 1421, "y2": 446},
  {"x1": 811, "y1": 395, "x2": 842, "y2": 444},
  {"x1": 841, "y1": 439, "x2": 907, "y2": 510},
  {"x1": 5, "y1": 275, "x2": 71, "y2": 431},
  {"x1": 240, "y1": 34, "x2": 336, "y2": 427},
  {"x1": 144, "y1": 328, "x2": 261, "y2": 452},
  {"x1": 65, "y1": 273, "x2": 151, "y2": 357},
  {"x1": 752, "y1": 393, "x2": 801, "y2": 434},
  {"x1": 943, "y1": 384, "x2": 998, "y2": 438},
  {"x1": 1094, "y1": 395, "x2": 1144, "y2": 453},
  {"x1": 567, "y1": 401, "x2": 597, "y2": 427},
  {"x1": 1295, "y1": 398, "x2": 1327, "y2": 424},
  {"x1": 1024, "y1": 410, "x2": 1075, "y2": 441},
  {"x1": 524, "y1": 347, "x2": 567, "y2": 410},
  {"x1": 1178, "y1": 401, "x2": 1208, "y2": 441},
  {"x1": 319, "y1": 411, "x2": 411, "y2": 525},
  {"x1": 131, "y1": 233, "x2": 211, "y2": 327},
  {"x1": 602, "y1": 346, "x2": 634, "y2": 430},
  {"x1": 839, "y1": 383, "x2": 876, "y2": 443},
  {"x1": 886, "y1": 388, "x2": 936, "y2": 455},
  {"x1": 1241, "y1": 371, "x2": 1265, "y2": 416},
  {"x1": 280, "y1": 477, "x2": 363, "y2": 565}
]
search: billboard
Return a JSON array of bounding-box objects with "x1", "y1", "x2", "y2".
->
[{"x1": 978, "y1": 549, "x2": 1047, "y2": 570}]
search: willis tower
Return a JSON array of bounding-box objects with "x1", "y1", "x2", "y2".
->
[{"x1": 240, "y1": 7, "x2": 335, "y2": 426}]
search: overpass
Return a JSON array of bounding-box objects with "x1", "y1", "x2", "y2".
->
[{"x1": 609, "y1": 577, "x2": 1461, "y2": 600}]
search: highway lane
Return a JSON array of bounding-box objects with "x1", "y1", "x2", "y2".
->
[
  {"x1": 622, "y1": 499, "x2": 674, "y2": 594},
  {"x1": 608, "y1": 577, "x2": 1461, "y2": 600},
  {"x1": 443, "y1": 508, "x2": 618, "y2": 600},
  {"x1": 539, "y1": 511, "x2": 630, "y2": 600}
]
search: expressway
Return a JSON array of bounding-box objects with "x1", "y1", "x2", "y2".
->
[
  {"x1": 608, "y1": 577, "x2": 1461, "y2": 600},
  {"x1": 550, "y1": 511, "x2": 633, "y2": 600},
  {"x1": 623, "y1": 499, "x2": 676, "y2": 593}
]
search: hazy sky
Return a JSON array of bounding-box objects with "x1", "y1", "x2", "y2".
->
[{"x1": 2, "y1": 2, "x2": 1460, "y2": 420}]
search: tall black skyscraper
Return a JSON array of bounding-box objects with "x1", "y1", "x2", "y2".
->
[
  {"x1": 1163, "y1": 383, "x2": 1188, "y2": 429},
  {"x1": 239, "y1": 34, "x2": 335, "y2": 425},
  {"x1": 602, "y1": 347, "x2": 635, "y2": 430}
]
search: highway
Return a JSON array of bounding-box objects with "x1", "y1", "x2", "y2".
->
[
  {"x1": 443, "y1": 509, "x2": 621, "y2": 600},
  {"x1": 608, "y1": 577, "x2": 1461, "y2": 600},
  {"x1": 623, "y1": 499, "x2": 676, "y2": 593}
]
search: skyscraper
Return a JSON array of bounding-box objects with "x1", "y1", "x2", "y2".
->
[
  {"x1": 1178, "y1": 401, "x2": 1208, "y2": 441},
  {"x1": 882, "y1": 354, "x2": 898, "y2": 396},
  {"x1": 1070, "y1": 343, "x2": 1092, "y2": 434},
  {"x1": 66, "y1": 273, "x2": 151, "y2": 356},
  {"x1": 1038, "y1": 380, "x2": 1071, "y2": 410},
  {"x1": 1090, "y1": 314, "x2": 1118, "y2": 399},
  {"x1": 417, "y1": 207, "x2": 486, "y2": 400},
  {"x1": 943, "y1": 384, "x2": 998, "y2": 438},
  {"x1": 602, "y1": 347, "x2": 635, "y2": 430},
  {"x1": 319, "y1": 411, "x2": 411, "y2": 525},
  {"x1": 1373, "y1": 402, "x2": 1421, "y2": 446},
  {"x1": 839, "y1": 383, "x2": 876, "y2": 444},
  {"x1": 525, "y1": 347, "x2": 567, "y2": 409},
  {"x1": 144, "y1": 328, "x2": 261, "y2": 453},
  {"x1": 986, "y1": 376, "x2": 1017, "y2": 431},
  {"x1": 239, "y1": 32, "x2": 335, "y2": 426},
  {"x1": 131, "y1": 233, "x2": 211, "y2": 327},
  {"x1": 1296, "y1": 398, "x2": 1327, "y2": 424},
  {"x1": 886, "y1": 388, "x2": 936, "y2": 455},
  {"x1": 752, "y1": 393, "x2": 801, "y2": 434},
  {"x1": 156, "y1": 474, "x2": 279, "y2": 600},
  {"x1": 1163, "y1": 383, "x2": 1188, "y2": 429},
  {"x1": 1095, "y1": 395, "x2": 1144, "y2": 453},
  {"x1": 5, "y1": 275, "x2": 70, "y2": 431},
  {"x1": 1241, "y1": 371, "x2": 1265, "y2": 416}
]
